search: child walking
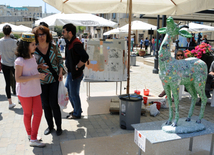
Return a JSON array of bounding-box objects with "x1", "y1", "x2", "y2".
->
[{"x1": 15, "y1": 33, "x2": 46, "y2": 147}]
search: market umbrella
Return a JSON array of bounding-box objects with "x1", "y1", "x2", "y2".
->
[
  {"x1": 103, "y1": 27, "x2": 131, "y2": 35},
  {"x1": 119, "y1": 20, "x2": 157, "y2": 31},
  {"x1": 18, "y1": 25, "x2": 58, "y2": 36},
  {"x1": 181, "y1": 22, "x2": 214, "y2": 33},
  {"x1": 43, "y1": 0, "x2": 214, "y2": 94},
  {"x1": 0, "y1": 23, "x2": 31, "y2": 34},
  {"x1": 35, "y1": 13, "x2": 117, "y2": 27},
  {"x1": 43, "y1": 0, "x2": 214, "y2": 16}
]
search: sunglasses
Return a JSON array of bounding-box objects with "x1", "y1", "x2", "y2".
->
[
  {"x1": 177, "y1": 54, "x2": 183, "y2": 57},
  {"x1": 38, "y1": 33, "x2": 46, "y2": 37}
]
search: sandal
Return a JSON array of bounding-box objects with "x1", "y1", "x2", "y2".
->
[{"x1": 158, "y1": 91, "x2": 166, "y2": 97}]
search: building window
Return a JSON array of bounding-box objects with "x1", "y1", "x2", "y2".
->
[{"x1": 112, "y1": 13, "x2": 116, "y2": 19}]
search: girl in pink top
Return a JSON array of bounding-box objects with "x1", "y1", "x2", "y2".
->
[{"x1": 15, "y1": 33, "x2": 46, "y2": 148}]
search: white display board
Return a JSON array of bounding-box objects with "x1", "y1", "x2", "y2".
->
[{"x1": 84, "y1": 39, "x2": 127, "y2": 81}]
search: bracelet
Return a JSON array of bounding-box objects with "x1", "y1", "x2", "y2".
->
[{"x1": 76, "y1": 65, "x2": 79, "y2": 69}]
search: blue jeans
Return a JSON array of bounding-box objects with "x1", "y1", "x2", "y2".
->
[{"x1": 65, "y1": 72, "x2": 83, "y2": 117}]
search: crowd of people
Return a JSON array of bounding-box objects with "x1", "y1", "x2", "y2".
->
[{"x1": 0, "y1": 23, "x2": 89, "y2": 148}]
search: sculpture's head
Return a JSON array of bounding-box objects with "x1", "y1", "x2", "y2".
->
[{"x1": 157, "y1": 16, "x2": 192, "y2": 38}]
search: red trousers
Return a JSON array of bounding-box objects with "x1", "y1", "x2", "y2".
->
[{"x1": 18, "y1": 95, "x2": 43, "y2": 140}]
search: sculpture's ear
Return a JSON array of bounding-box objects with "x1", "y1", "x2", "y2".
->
[
  {"x1": 179, "y1": 30, "x2": 192, "y2": 38},
  {"x1": 157, "y1": 27, "x2": 167, "y2": 34}
]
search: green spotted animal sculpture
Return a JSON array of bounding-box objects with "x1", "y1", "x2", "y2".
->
[{"x1": 157, "y1": 17, "x2": 207, "y2": 127}]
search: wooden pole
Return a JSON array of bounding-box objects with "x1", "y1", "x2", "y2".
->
[{"x1": 126, "y1": 0, "x2": 132, "y2": 94}]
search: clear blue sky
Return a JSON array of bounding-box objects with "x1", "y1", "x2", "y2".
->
[{"x1": 2, "y1": 0, "x2": 60, "y2": 13}]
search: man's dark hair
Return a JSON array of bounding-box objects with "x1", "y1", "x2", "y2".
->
[
  {"x1": 15, "y1": 40, "x2": 31, "y2": 59},
  {"x1": 39, "y1": 22, "x2": 49, "y2": 28},
  {"x1": 63, "y1": 23, "x2": 76, "y2": 36},
  {"x1": 3, "y1": 25, "x2": 12, "y2": 35}
]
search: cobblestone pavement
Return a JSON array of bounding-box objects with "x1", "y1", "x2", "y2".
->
[{"x1": 0, "y1": 60, "x2": 214, "y2": 155}]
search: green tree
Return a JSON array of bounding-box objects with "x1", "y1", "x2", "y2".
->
[
  {"x1": 54, "y1": 26, "x2": 63, "y2": 37},
  {"x1": 0, "y1": 33, "x2": 4, "y2": 38},
  {"x1": 76, "y1": 26, "x2": 86, "y2": 33},
  {"x1": 54, "y1": 25, "x2": 86, "y2": 36},
  {"x1": 0, "y1": 33, "x2": 21, "y2": 39}
]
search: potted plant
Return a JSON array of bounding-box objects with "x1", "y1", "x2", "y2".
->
[
  {"x1": 184, "y1": 42, "x2": 213, "y2": 69},
  {"x1": 139, "y1": 49, "x2": 146, "y2": 57},
  {"x1": 184, "y1": 42, "x2": 212, "y2": 59}
]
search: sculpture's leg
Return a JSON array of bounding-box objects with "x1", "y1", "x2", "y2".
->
[
  {"x1": 184, "y1": 84, "x2": 197, "y2": 122},
  {"x1": 164, "y1": 85, "x2": 172, "y2": 125},
  {"x1": 195, "y1": 82, "x2": 207, "y2": 123},
  {"x1": 171, "y1": 86, "x2": 179, "y2": 127}
]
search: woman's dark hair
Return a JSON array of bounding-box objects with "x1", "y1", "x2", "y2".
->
[
  {"x1": 3, "y1": 25, "x2": 12, "y2": 35},
  {"x1": 15, "y1": 40, "x2": 31, "y2": 58},
  {"x1": 34, "y1": 25, "x2": 52, "y2": 44}
]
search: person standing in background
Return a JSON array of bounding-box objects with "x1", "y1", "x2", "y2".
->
[
  {"x1": 144, "y1": 37, "x2": 149, "y2": 51},
  {"x1": 152, "y1": 36, "x2": 155, "y2": 56},
  {"x1": 202, "y1": 35, "x2": 209, "y2": 44},
  {"x1": 81, "y1": 35, "x2": 85, "y2": 48},
  {"x1": 197, "y1": 32, "x2": 202, "y2": 45},
  {"x1": 0, "y1": 25, "x2": 17, "y2": 109},
  {"x1": 140, "y1": 38, "x2": 144, "y2": 49},
  {"x1": 60, "y1": 37, "x2": 66, "y2": 53},
  {"x1": 62, "y1": 23, "x2": 89, "y2": 119}
]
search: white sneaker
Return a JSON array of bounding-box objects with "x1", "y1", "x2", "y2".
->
[
  {"x1": 30, "y1": 140, "x2": 46, "y2": 148},
  {"x1": 28, "y1": 135, "x2": 42, "y2": 141},
  {"x1": 9, "y1": 103, "x2": 16, "y2": 109}
]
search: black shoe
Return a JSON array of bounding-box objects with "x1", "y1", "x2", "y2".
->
[
  {"x1": 44, "y1": 128, "x2": 53, "y2": 135},
  {"x1": 56, "y1": 129, "x2": 62, "y2": 136},
  {"x1": 66, "y1": 114, "x2": 81, "y2": 119},
  {"x1": 206, "y1": 91, "x2": 211, "y2": 98}
]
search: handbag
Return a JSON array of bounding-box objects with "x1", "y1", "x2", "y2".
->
[
  {"x1": 58, "y1": 81, "x2": 69, "y2": 109},
  {"x1": 53, "y1": 44, "x2": 67, "y2": 75}
]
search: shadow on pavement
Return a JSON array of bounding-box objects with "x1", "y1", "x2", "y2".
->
[
  {"x1": 0, "y1": 94, "x2": 7, "y2": 101},
  {"x1": 0, "y1": 112, "x2": 2, "y2": 121},
  {"x1": 10, "y1": 107, "x2": 23, "y2": 115}
]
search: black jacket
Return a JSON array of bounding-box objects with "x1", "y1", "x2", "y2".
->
[
  {"x1": 65, "y1": 36, "x2": 89, "y2": 79},
  {"x1": 186, "y1": 41, "x2": 196, "y2": 51}
]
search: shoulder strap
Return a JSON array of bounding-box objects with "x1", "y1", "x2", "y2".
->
[{"x1": 36, "y1": 43, "x2": 58, "y2": 81}]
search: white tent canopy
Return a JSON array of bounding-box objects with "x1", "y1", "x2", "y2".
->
[
  {"x1": 43, "y1": 0, "x2": 214, "y2": 16},
  {"x1": 0, "y1": 23, "x2": 31, "y2": 34},
  {"x1": 119, "y1": 20, "x2": 157, "y2": 31},
  {"x1": 35, "y1": 13, "x2": 117, "y2": 28},
  {"x1": 19, "y1": 25, "x2": 58, "y2": 36},
  {"x1": 182, "y1": 23, "x2": 214, "y2": 33},
  {"x1": 103, "y1": 28, "x2": 130, "y2": 35}
]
